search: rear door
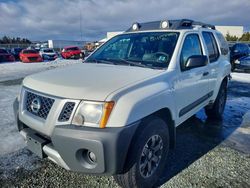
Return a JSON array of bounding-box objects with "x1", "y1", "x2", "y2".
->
[
  {"x1": 201, "y1": 32, "x2": 220, "y2": 92},
  {"x1": 174, "y1": 33, "x2": 210, "y2": 124}
]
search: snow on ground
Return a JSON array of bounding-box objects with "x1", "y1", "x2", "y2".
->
[
  {"x1": 0, "y1": 85, "x2": 23, "y2": 155},
  {"x1": 0, "y1": 59, "x2": 82, "y2": 82},
  {"x1": 231, "y1": 72, "x2": 250, "y2": 83},
  {"x1": 0, "y1": 59, "x2": 81, "y2": 155}
]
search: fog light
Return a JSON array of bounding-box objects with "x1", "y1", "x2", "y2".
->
[{"x1": 88, "y1": 151, "x2": 97, "y2": 163}]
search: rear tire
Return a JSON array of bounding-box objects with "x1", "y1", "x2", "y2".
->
[
  {"x1": 114, "y1": 116, "x2": 169, "y2": 188},
  {"x1": 205, "y1": 81, "x2": 227, "y2": 120}
]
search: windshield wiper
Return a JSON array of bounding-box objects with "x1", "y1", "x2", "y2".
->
[
  {"x1": 118, "y1": 58, "x2": 155, "y2": 69},
  {"x1": 85, "y1": 58, "x2": 115, "y2": 65},
  {"x1": 86, "y1": 58, "x2": 157, "y2": 69}
]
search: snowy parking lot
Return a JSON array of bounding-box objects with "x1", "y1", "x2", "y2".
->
[{"x1": 0, "y1": 61, "x2": 250, "y2": 187}]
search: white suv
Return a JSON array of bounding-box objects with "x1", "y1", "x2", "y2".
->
[{"x1": 14, "y1": 19, "x2": 231, "y2": 188}]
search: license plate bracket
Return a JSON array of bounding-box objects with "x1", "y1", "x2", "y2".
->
[{"x1": 27, "y1": 133, "x2": 49, "y2": 158}]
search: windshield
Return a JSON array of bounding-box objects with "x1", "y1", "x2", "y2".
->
[
  {"x1": 43, "y1": 49, "x2": 54, "y2": 53},
  {"x1": 0, "y1": 49, "x2": 8, "y2": 53},
  {"x1": 66, "y1": 47, "x2": 79, "y2": 51},
  {"x1": 23, "y1": 50, "x2": 38, "y2": 54},
  {"x1": 86, "y1": 32, "x2": 179, "y2": 69}
]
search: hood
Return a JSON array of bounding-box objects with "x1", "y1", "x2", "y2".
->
[
  {"x1": 23, "y1": 63, "x2": 163, "y2": 101},
  {"x1": 240, "y1": 55, "x2": 250, "y2": 61}
]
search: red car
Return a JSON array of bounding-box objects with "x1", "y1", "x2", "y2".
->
[
  {"x1": 61, "y1": 46, "x2": 81, "y2": 59},
  {"x1": 0, "y1": 48, "x2": 15, "y2": 63},
  {"x1": 20, "y1": 49, "x2": 43, "y2": 63}
]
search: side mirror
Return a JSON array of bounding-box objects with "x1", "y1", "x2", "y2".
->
[
  {"x1": 233, "y1": 49, "x2": 239, "y2": 53},
  {"x1": 185, "y1": 55, "x2": 208, "y2": 69}
]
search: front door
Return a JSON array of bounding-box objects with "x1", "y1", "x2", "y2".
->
[{"x1": 174, "y1": 33, "x2": 210, "y2": 125}]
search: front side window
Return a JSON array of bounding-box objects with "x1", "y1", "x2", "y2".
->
[
  {"x1": 86, "y1": 32, "x2": 180, "y2": 69},
  {"x1": 202, "y1": 32, "x2": 219, "y2": 62},
  {"x1": 180, "y1": 34, "x2": 202, "y2": 70}
]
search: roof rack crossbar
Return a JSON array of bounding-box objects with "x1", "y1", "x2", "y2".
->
[
  {"x1": 173, "y1": 19, "x2": 215, "y2": 30},
  {"x1": 192, "y1": 21, "x2": 216, "y2": 30},
  {"x1": 125, "y1": 19, "x2": 216, "y2": 32}
]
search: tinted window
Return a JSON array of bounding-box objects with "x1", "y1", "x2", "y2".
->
[
  {"x1": 180, "y1": 34, "x2": 202, "y2": 70},
  {"x1": 242, "y1": 44, "x2": 249, "y2": 52},
  {"x1": 23, "y1": 50, "x2": 37, "y2": 54},
  {"x1": 86, "y1": 32, "x2": 180, "y2": 69},
  {"x1": 67, "y1": 47, "x2": 79, "y2": 51},
  {"x1": 202, "y1": 32, "x2": 219, "y2": 62},
  {"x1": 216, "y1": 33, "x2": 229, "y2": 55},
  {"x1": 43, "y1": 49, "x2": 54, "y2": 53}
]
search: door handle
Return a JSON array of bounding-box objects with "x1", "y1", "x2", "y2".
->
[{"x1": 203, "y1": 72, "x2": 209, "y2": 76}]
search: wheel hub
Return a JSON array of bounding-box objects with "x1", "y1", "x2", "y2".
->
[{"x1": 139, "y1": 135, "x2": 163, "y2": 178}]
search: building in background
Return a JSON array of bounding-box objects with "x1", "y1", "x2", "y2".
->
[
  {"x1": 99, "y1": 31, "x2": 123, "y2": 43},
  {"x1": 107, "y1": 31, "x2": 123, "y2": 40},
  {"x1": 215, "y1": 26, "x2": 244, "y2": 38}
]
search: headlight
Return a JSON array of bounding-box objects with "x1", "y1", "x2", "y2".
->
[
  {"x1": 72, "y1": 101, "x2": 114, "y2": 128},
  {"x1": 235, "y1": 59, "x2": 240, "y2": 64}
]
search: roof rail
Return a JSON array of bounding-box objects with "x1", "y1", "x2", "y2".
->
[
  {"x1": 126, "y1": 19, "x2": 215, "y2": 32},
  {"x1": 192, "y1": 21, "x2": 216, "y2": 30},
  {"x1": 169, "y1": 19, "x2": 215, "y2": 30}
]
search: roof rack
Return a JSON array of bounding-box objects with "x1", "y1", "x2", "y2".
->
[{"x1": 126, "y1": 19, "x2": 215, "y2": 32}]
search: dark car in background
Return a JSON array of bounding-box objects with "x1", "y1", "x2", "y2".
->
[
  {"x1": 230, "y1": 43, "x2": 249, "y2": 70},
  {"x1": 0, "y1": 48, "x2": 15, "y2": 63},
  {"x1": 234, "y1": 55, "x2": 250, "y2": 72},
  {"x1": 11, "y1": 47, "x2": 23, "y2": 60}
]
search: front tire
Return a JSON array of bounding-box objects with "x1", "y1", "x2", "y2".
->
[
  {"x1": 114, "y1": 116, "x2": 169, "y2": 188},
  {"x1": 205, "y1": 81, "x2": 227, "y2": 120}
]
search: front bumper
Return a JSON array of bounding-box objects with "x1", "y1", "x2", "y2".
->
[{"x1": 14, "y1": 98, "x2": 140, "y2": 175}]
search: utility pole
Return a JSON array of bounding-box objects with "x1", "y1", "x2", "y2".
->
[{"x1": 80, "y1": 11, "x2": 83, "y2": 41}]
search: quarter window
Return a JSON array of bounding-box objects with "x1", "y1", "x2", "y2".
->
[
  {"x1": 180, "y1": 34, "x2": 203, "y2": 70},
  {"x1": 202, "y1": 32, "x2": 219, "y2": 62}
]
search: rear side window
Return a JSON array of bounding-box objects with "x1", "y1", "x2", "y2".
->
[
  {"x1": 180, "y1": 34, "x2": 203, "y2": 70},
  {"x1": 216, "y1": 32, "x2": 229, "y2": 55},
  {"x1": 202, "y1": 32, "x2": 219, "y2": 62}
]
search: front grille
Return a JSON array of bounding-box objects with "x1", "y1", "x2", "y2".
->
[
  {"x1": 58, "y1": 102, "x2": 75, "y2": 122},
  {"x1": 28, "y1": 57, "x2": 38, "y2": 61},
  {"x1": 25, "y1": 91, "x2": 55, "y2": 119}
]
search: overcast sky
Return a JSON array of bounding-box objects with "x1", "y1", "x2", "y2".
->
[{"x1": 0, "y1": 0, "x2": 249, "y2": 41}]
